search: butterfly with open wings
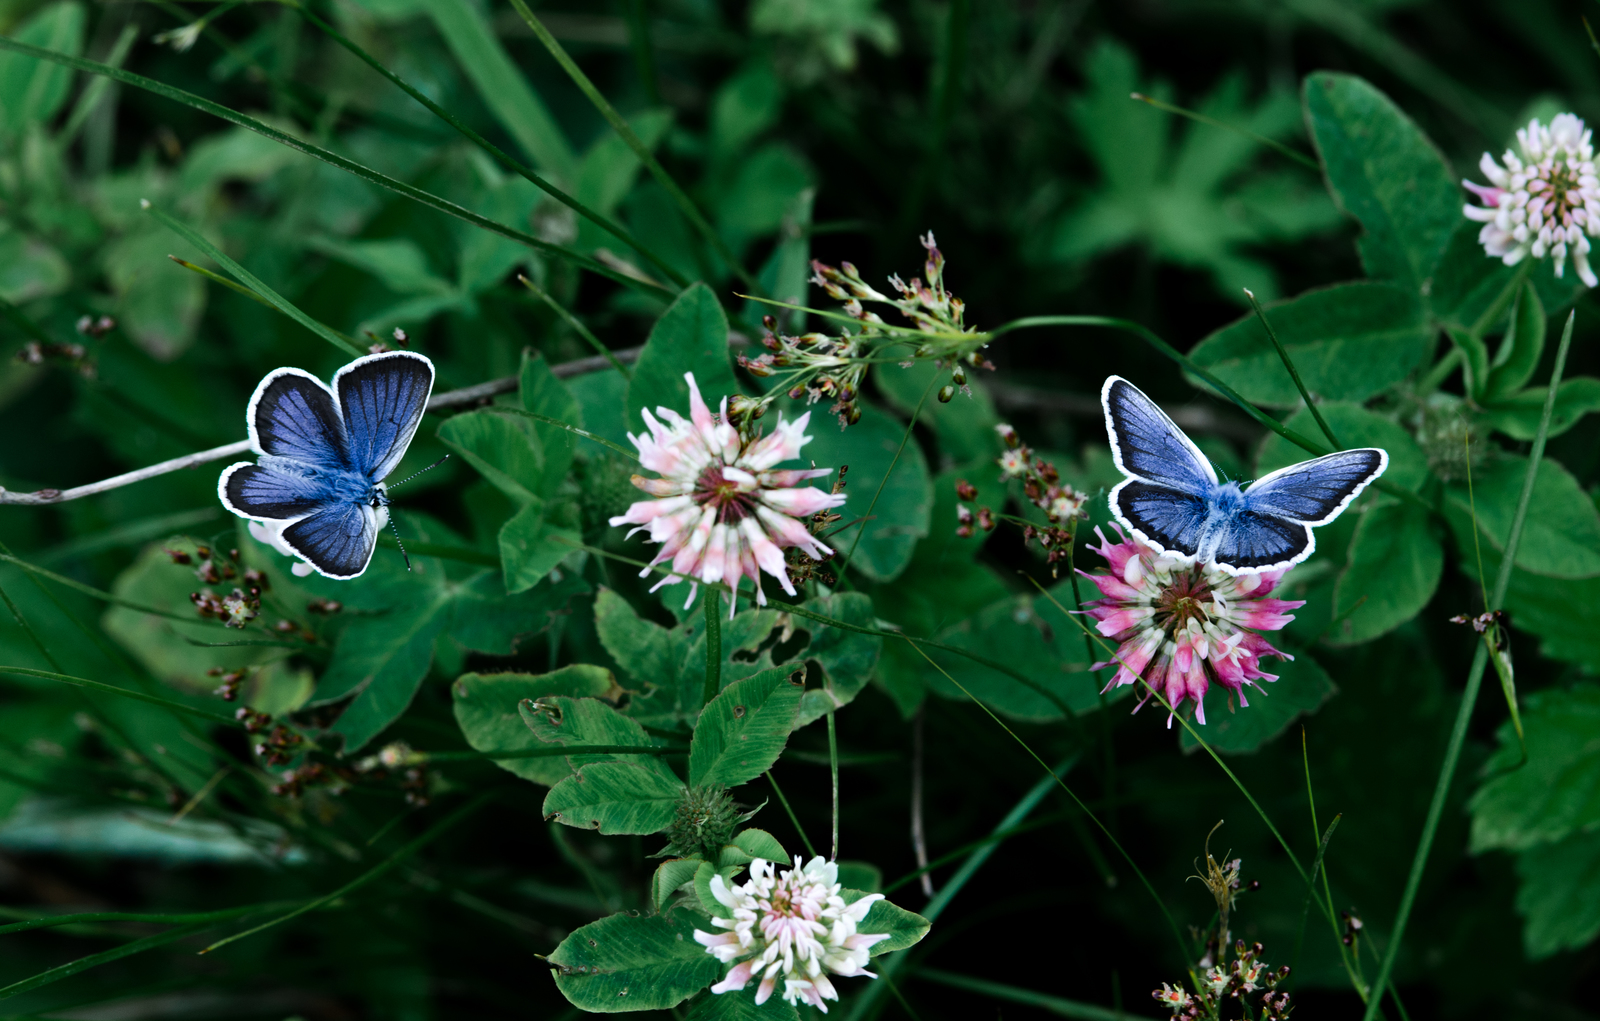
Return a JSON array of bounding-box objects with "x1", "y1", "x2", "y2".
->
[
  {"x1": 1101, "y1": 376, "x2": 1388, "y2": 574},
  {"x1": 218, "y1": 351, "x2": 435, "y2": 580}
]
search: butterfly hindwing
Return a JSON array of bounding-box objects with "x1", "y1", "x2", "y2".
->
[
  {"x1": 1243, "y1": 449, "x2": 1389, "y2": 525},
  {"x1": 218, "y1": 461, "x2": 340, "y2": 520},
  {"x1": 281, "y1": 502, "x2": 382, "y2": 581},
  {"x1": 1200, "y1": 511, "x2": 1314, "y2": 571},
  {"x1": 1109, "y1": 480, "x2": 1209, "y2": 557},
  {"x1": 1101, "y1": 376, "x2": 1217, "y2": 495},
  {"x1": 249, "y1": 368, "x2": 351, "y2": 468},
  {"x1": 336, "y1": 351, "x2": 435, "y2": 481}
]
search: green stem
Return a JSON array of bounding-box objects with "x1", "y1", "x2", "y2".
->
[
  {"x1": 507, "y1": 0, "x2": 759, "y2": 293},
  {"x1": 918, "y1": 970, "x2": 1134, "y2": 1021},
  {"x1": 146, "y1": 203, "x2": 362, "y2": 357},
  {"x1": 290, "y1": 3, "x2": 687, "y2": 290},
  {"x1": 905, "y1": 641, "x2": 1186, "y2": 953},
  {"x1": 0, "y1": 666, "x2": 238, "y2": 725},
  {"x1": 1360, "y1": 312, "x2": 1576, "y2": 1021},
  {"x1": 702, "y1": 589, "x2": 722, "y2": 709},
  {"x1": 828, "y1": 709, "x2": 840, "y2": 861},
  {"x1": 0, "y1": 901, "x2": 302, "y2": 938},
  {"x1": 1132, "y1": 92, "x2": 1320, "y2": 169},
  {"x1": 0, "y1": 551, "x2": 227, "y2": 624},
  {"x1": 837, "y1": 376, "x2": 938, "y2": 580},
  {"x1": 844, "y1": 756, "x2": 1080, "y2": 1021},
  {"x1": 1244, "y1": 288, "x2": 1343, "y2": 448},
  {"x1": 765, "y1": 770, "x2": 817, "y2": 858},
  {"x1": 421, "y1": 744, "x2": 682, "y2": 762},
  {"x1": 1419, "y1": 261, "x2": 1535, "y2": 397},
  {"x1": 517, "y1": 275, "x2": 631, "y2": 378}
]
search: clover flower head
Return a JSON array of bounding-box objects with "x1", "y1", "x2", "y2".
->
[
  {"x1": 693, "y1": 856, "x2": 890, "y2": 1013},
  {"x1": 1079, "y1": 524, "x2": 1303, "y2": 725},
  {"x1": 1463, "y1": 112, "x2": 1600, "y2": 286},
  {"x1": 609, "y1": 373, "x2": 845, "y2": 616}
]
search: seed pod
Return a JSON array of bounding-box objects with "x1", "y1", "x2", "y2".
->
[
  {"x1": 938, "y1": 384, "x2": 955, "y2": 403},
  {"x1": 952, "y1": 366, "x2": 966, "y2": 386}
]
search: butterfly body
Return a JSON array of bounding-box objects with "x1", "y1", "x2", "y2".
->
[
  {"x1": 1101, "y1": 375, "x2": 1387, "y2": 574},
  {"x1": 219, "y1": 352, "x2": 434, "y2": 580}
]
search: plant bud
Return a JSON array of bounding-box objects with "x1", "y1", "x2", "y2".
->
[{"x1": 938, "y1": 384, "x2": 955, "y2": 402}]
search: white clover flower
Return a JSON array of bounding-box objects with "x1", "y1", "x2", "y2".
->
[
  {"x1": 609, "y1": 373, "x2": 844, "y2": 615},
  {"x1": 1463, "y1": 113, "x2": 1600, "y2": 287},
  {"x1": 693, "y1": 856, "x2": 890, "y2": 1013}
]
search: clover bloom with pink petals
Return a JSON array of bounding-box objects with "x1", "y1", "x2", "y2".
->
[
  {"x1": 610, "y1": 373, "x2": 845, "y2": 614},
  {"x1": 693, "y1": 856, "x2": 889, "y2": 1013},
  {"x1": 1080, "y1": 524, "x2": 1304, "y2": 726},
  {"x1": 1463, "y1": 113, "x2": 1600, "y2": 286}
]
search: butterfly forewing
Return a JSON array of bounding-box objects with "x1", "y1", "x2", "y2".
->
[
  {"x1": 335, "y1": 352, "x2": 435, "y2": 482},
  {"x1": 1101, "y1": 376, "x2": 1217, "y2": 495},
  {"x1": 250, "y1": 369, "x2": 351, "y2": 468},
  {"x1": 282, "y1": 503, "x2": 381, "y2": 580},
  {"x1": 1243, "y1": 449, "x2": 1389, "y2": 525}
]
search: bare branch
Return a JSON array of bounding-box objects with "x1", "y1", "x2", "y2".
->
[{"x1": 0, "y1": 343, "x2": 662, "y2": 506}]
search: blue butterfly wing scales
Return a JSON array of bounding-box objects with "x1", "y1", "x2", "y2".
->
[
  {"x1": 1100, "y1": 375, "x2": 1386, "y2": 573},
  {"x1": 283, "y1": 503, "x2": 383, "y2": 580},
  {"x1": 1101, "y1": 376, "x2": 1217, "y2": 494},
  {"x1": 1242, "y1": 450, "x2": 1390, "y2": 524},
  {"x1": 1113, "y1": 481, "x2": 1209, "y2": 554},
  {"x1": 337, "y1": 351, "x2": 435, "y2": 480},
  {"x1": 218, "y1": 352, "x2": 435, "y2": 580},
  {"x1": 248, "y1": 368, "x2": 352, "y2": 469},
  {"x1": 219, "y1": 461, "x2": 341, "y2": 519}
]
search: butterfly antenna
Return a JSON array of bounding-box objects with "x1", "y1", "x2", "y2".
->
[
  {"x1": 388, "y1": 516, "x2": 413, "y2": 572},
  {"x1": 388, "y1": 453, "x2": 451, "y2": 491}
]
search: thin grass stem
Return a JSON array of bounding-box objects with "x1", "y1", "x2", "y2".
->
[
  {"x1": 1361, "y1": 310, "x2": 1577, "y2": 1021},
  {"x1": 517, "y1": 275, "x2": 631, "y2": 377},
  {"x1": 837, "y1": 375, "x2": 937, "y2": 580},
  {"x1": 828, "y1": 709, "x2": 840, "y2": 861},
  {"x1": 765, "y1": 770, "x2": 817, "y2": 858},
  {"x1": 702, "y1": 589, "x2": 722, "y2": 709},
  {"x1": 0, "y1": 36, "x2": 671, "y2": 300},
  {"x1": 1244, "y1": 288, "x2": 1343, "y2": 448},
  {"x1": 145, "y1": 202, "x2": 362, "y2": 357},
  {"x1": 506, "y1": 0, "x2": 759, "y2": 293},
  {"x1": 200, "y1": 792, "x2": 495, "y2": 954},
  {"x1": 290, "y1": 3, "x2": 687, "y2": 290}
]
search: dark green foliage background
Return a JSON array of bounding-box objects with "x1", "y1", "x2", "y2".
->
[{"x1": 4, "y1": 0, "x2": 1600, "y2": 1018}]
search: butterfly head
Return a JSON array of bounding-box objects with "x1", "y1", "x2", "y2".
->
[{"x1": 366, "y1": 481, "x2": 391, "y2": 511}]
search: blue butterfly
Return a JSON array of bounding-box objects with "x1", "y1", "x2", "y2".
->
[
  {"x1": 219, "y1": 352, "x2": 435, "y2": 580},
  {"x1": 1101, "y1": 375, "x2": 1388, "y2": 574}
]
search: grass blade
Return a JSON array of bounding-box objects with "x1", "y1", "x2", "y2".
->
[
  {"x1": 1244, "y1": 287, "x2": 1343, "y2": 448},
  {"x1": 1132, "y1": 91, "x2": 1320, "y2": 169},
  {"x1": 517, "y1": 275, "x2": 631, "y2": 377},
  {"x1": 0, "y1": 666, "x2": 238, "y2": 725},
  {"x1": 917, "y1": 970, "x2": 1149, "y2": 1021},
  {"x1": 199, "y1": 792, "x2": 494, "y2": 954},
  {"x1": 145, "y1": 202, "x2": 362, "y2": 357},
  {"x1": 844, "y1": 754, "x2": 1083, "y2": 1021},
  {"x1": 291, "y1": 5, "x2": 687, "y2": 290},
  {"x1": 0, "y1": 35, "x2": 672, "y2": 301},
  {"x1": 0, "y1": 922, "x2": 215, "y2": 1000},
  {"x1": 1360, "y1": 311, "x2": 1577, "y2": 1021},
  {"x1": 419, "y1": 0, "x2": 576, "y2": 178},
  {"x1": 507, "y1": 0, "x2": 760, "y2": 293},
  {"x1": 765, "y1": 770, "x2": 818, "y2": 858}
]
